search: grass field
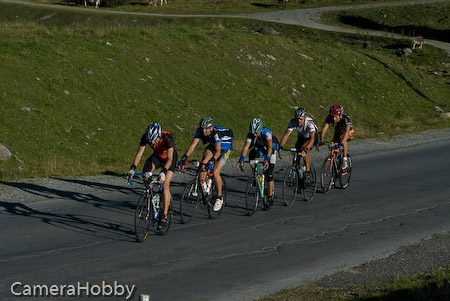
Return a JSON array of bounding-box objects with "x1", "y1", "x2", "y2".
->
[{"x1": 0, "y1": 1, "x2": 449, "y2": 180}]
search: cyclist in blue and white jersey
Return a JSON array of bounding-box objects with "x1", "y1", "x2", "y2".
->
[
  {"x1": 279, "y1": 107, "x2": 318, "y2": 182},
  {"x1": 178, "y1": 117, "x2": 233, "y2": 211},
  {"x1": 237, "y1": 118, "x2": 279, "y2": 208}
]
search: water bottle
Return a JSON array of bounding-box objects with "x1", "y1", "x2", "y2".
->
[
  {"x1": 152, "y1": 194, "x2": 160, "y2": 210},
  {"x1": 259, "y1": 174, "x2": 264, "y2": 190},
  {"x1": 206, "y1": 177, "x2": 212, "y2": 194},
  {"x1": 201, "y1": 179, "x2": 208, "y2": 193},
  {"x1": 151, "y1": 194, "x2": 160, "y2": 220}
]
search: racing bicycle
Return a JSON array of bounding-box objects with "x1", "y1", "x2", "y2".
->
[
  {"x1": 129, "y1": 173, "x2": 173, "y2": 242},
  {"x1": 319, "y1": 143, "x2": 352, "y2": 193},
  {"x1": 179, "y1": 160, "x2": 227, "y2": 223},
  {"x1": 282, "y1": 148, "x2": 318, "y2": 205},
  {"x1": 244, "y1": 160, "x2": 270, "y2": 216}
]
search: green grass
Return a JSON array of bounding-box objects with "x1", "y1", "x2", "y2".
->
[
  {"x1": 321, "y1": 2, "x2": 450, "y2": 42},
  {"x1": 261, "y1": 265, "x2": 450, "y2": 300},
  {"x1": 0, "y1": 1, "x2": 449, "y2": 181}
]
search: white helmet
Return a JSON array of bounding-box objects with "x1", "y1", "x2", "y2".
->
[{"x1": 145, "y1": 122, "x2": 162, "y2": 142}]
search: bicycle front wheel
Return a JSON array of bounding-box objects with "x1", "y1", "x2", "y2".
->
[
  {"x1": 245, "y1": 176, "x2": 259, "y2": 216},
  {"x1": 283, "y1": 166, "x2": 298, "y2": 206},
  {"x1": 321, "y1": 157, "x2": 335, "y2": 193},
  {"x1": 208, "y1": 178, "x2": 226, "y2": 219},
  {"x1": 135, "y1": 194, "x2": 151, "y2": 242},
  {"x1": 303, "y1": 164, "x2": 318, "y2": 201},
  {"x1": 339, "y1": 154, "x2": 352, "y2": 189},
  {"x1": 180, "y1": 179, "x2": 199, "y2": 224}
]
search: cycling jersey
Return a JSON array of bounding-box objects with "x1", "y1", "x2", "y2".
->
[
  {"x1": 140, "y1": 131, "x2": 176, "y2": 160},
  {"x1": 325, "y1": 114, "x2": 353, "y2": 136},
  {"x1": 287, "y1": 117, "x2": 318, "y2": 139},
  {"x1": 245, "y1": 127, "x2": 279, "y2": 154},
  {"x1": 194, "y1": 126, "x2": 233, "y2": 151}
]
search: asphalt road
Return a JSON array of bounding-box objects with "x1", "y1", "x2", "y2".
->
[{"x1": 1, "y1": 137, "x2": 450, "y2": 300}]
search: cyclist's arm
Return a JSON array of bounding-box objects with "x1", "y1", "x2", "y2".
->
[
  {"x1": 266, "y1": 139, "x2": 273, "y2": 158},
  {"x1": 131, "y1": 145, "x2": 146, "y2": 169},
  {"x1": 240, "y1": 141, "x2": 251, "y2": 158},
  {"x1": 320, "y1": 122, "x2": 329, "y2": 142},
  {"x1": 213, "y1": 141, "x2": 221, "y2": 161},
  {"x1": 183, "y1": 137, "x2": 200, "y2": 158},
  {"x1": 279, "y1": 129, "x2": 292, "y2": 149},
  {"x1": 163, "y1": 147, "x2": 174, "y2": 172},
  {"x1": 305, "y1": 131, "x2": 316, "y2": 150}
]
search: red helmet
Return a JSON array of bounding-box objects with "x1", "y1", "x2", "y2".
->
[{"x1": 329, "y1": 104, "x2": 344, "y2": 116}]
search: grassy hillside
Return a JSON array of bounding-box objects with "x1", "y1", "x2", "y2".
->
[{"x1": 0, "y1": 2, "x2": 449, "y2": 180}]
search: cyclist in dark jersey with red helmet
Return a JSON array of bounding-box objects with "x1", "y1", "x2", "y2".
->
[
  {"x1": 127, "y1": 122, "x2": 178, "y2": 232},
  {"x1": 318, "y1": 104, "x2": 354, "y2": 171}
]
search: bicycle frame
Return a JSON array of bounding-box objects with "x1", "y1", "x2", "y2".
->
[{"x1": 250, "y1": 160, "x2": 266, "y2": 198}]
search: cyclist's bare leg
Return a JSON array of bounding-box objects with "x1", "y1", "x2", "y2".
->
[
  {"x1": 339, "y1": 134, "x2": 349, "y2": 157},
  {"x1": 212, "y1": 161, "x2": 225, "y2": 198},
  {"x1": 268, "y1": 179, "x2": 274, "y2": 197},
  {"x1": 200, "y1": 148, "x2": 214, "y2": 182},
  {"x1": 162, "y1": 170, "x2": 174, "y2": 215}
]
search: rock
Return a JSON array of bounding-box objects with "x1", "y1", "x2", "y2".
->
[
  {"x1": 440, "y1": 112, "x2": 450, "y2": 119},
  {"x1": 0, "y1": 143, "x2": 11, "y2": 160},
  {"x1": 253, "y1": 27, "x2": 279, "y2": 35},
  {"x1": 434, "y1": 106, "x2": 444, "y2": 113}
]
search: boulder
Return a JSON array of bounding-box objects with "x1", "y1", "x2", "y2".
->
[{"x1": 0, "y1": 143, "x2": 11, "y2": 160}]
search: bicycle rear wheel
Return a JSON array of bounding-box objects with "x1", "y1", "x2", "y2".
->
[
  {"x1": 180, "y1": 179, "x2": 199, "y2": 224},
  {"x1": 135, "y1": 194, "x2": 151, "y2": 242},
  {"x1": 321, "y1": 157, "x2": 335, "y2": 193},
  {"x1": 245, "y1": 175, "x2": 259, "y2": 216},
  {"x1": 208, "y1": 178, "x2": 226, "y2": 219},
  {"x1": 283, "y1": 166, "x2": 298, "y2": 206},
  {"x1": 339, "y1": 154, "x2": 352, "y2": 189},
  {"x1": 303, "y1": 164, "x2": 318, "y2": 201},
  {"x1": 159, "y1": 196, "x2": 173, "y2": 236}
]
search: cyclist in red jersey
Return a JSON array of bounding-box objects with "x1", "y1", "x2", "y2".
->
[
  {"x1": 318, "y1": 104, "x2": 354, "y2": 171},
  {"x1": 127, "y1": 122, "x2": 178, "y2": 232}
]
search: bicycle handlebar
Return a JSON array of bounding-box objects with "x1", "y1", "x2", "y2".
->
[{"x1": 128, "y1": 173, "x2": 161, "y2": 186}]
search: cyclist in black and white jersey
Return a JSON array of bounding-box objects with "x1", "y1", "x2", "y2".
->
[
  {"x1": 237, "y1": 118, "x2": 279, "y2": 208},
  {"x1": 279, "y1": 107, "x2": 318, "y2": 182},
  {"x1": 178, "y1": 117, "x2": 233, "y2": 211}
]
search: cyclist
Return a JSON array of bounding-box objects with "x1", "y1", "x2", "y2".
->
[
  {"x1": 178, "y1": 117, "x2": 233, "y2": 212},
  {"x1": 279, "y1": 107, "x2": 317, "y2": 182},
  {"x1": 237, "y1": 118, "x2": 279, "y2": 208},
  {"x1": 127, "y1": 122, "x2": 177, "y2": 232},
  {"x1": 317, "y1": 104, "x2": 354, "y2": 171}
]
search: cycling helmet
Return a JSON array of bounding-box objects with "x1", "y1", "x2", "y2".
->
[
  {"x1": 294, "y1": 107, "x2": 307, "y2": 119},
  {"x1": 329, "y1": 104, "x2": 344, "y2": 116},
  {"x1": 145, "y1": 122, "x2": 162, "y2": 143},
  {"x1": 200, "y1": 117, "x2": 215, "y2": 129},
  {"x1": 249, "y1": 118, "x2": 263, "y2": 134}
]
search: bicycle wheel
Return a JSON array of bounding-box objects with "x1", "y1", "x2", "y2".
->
[
  {"x1": 321, "y1": 157, "x2": 335, "y2": 193},
  {"x1": 245, "y1": 175, "x2": 259, "y2": 216},
  {"x1": 180, "y1": 179, "x2": 199, "y2": 224},
  {"x1": 339, "y1": 154, "x2": 352, "y2": 189},
  {"x1": 303, "y1": 164, "x2": 318, "y2": 201},
  {"x1": 159, "y1": 196, "x2": 173, "y2": 236},
  {"x1": 208, "y1": 177, "x2": 226, "y2": 219},
  {"x1": 283, "y1": 166, "x2": 298, "y2": 206},
  {"x1": 135, "y1": 194, "x2": 151, "y2": 242}
]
